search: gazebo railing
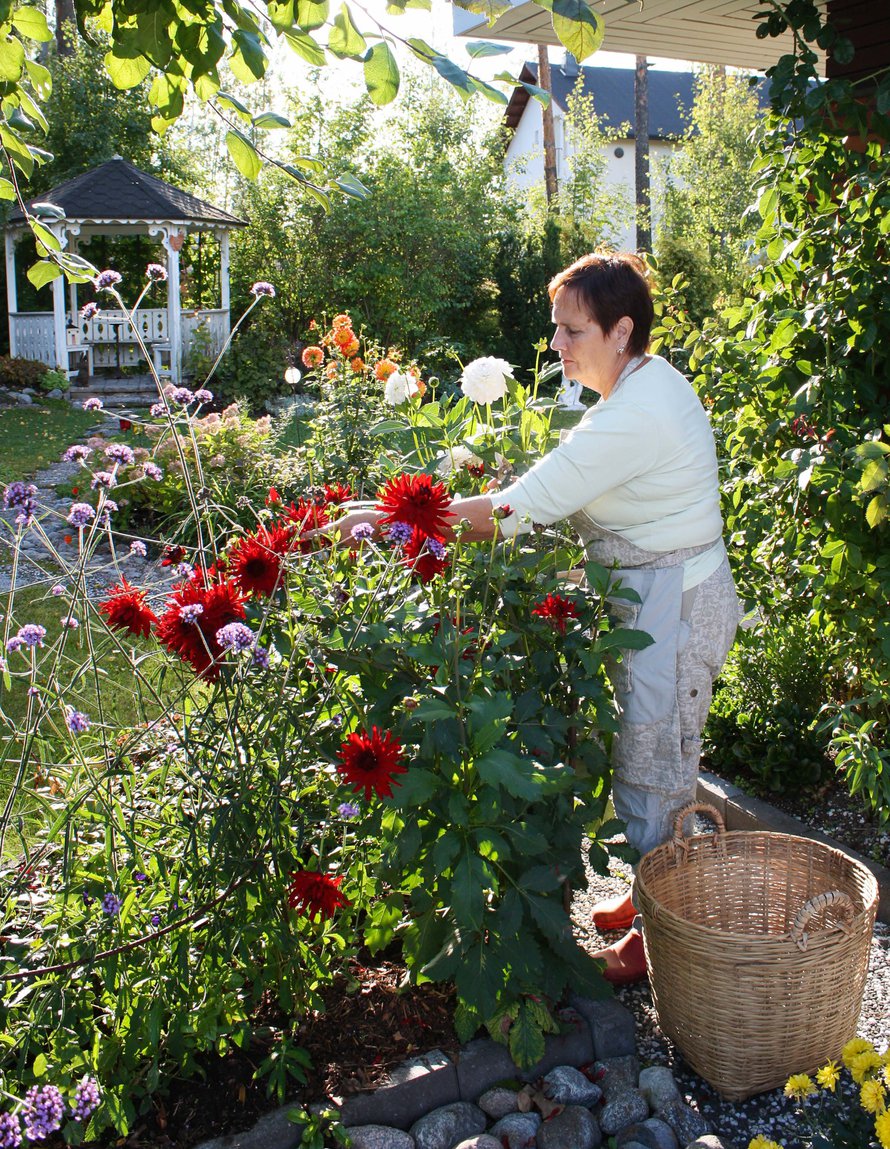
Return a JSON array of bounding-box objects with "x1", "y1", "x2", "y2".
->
[{"x1": 9, "y1": 313, "x2": 56, "y2": 365}]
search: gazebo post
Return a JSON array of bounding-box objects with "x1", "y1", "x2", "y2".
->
[
  {"x1": 5, "y1": 231, "x2": 18, "y2": 357},
  {"x1": 164, "y1": 231, "x2": 183, "y2": 384},
  {"x1": 220, "y1": 230, "x2": 231, "y2": 336},
  {"x1": 52, "y1": 273, "x2": 67, "y2": 371}
]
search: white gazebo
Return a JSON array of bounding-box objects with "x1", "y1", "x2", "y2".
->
[{"x1": 5, "y1": 156, "x2": 247, "y2": 383}]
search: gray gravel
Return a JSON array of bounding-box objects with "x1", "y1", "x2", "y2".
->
[{"x1": 573, "y1": 850, "x2": 889, "y2": 1148}]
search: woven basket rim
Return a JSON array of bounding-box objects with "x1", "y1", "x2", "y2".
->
[{"x1": 636, "y1": 827, "x2": 880, "y2": 943}]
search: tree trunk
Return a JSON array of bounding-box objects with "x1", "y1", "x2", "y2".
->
[
  {"x1": 634, "y1": 54, "x2": 651, "y2": 253},
  {"x1": 55, "y1": 0, "x2": 75, "y2": 56},
  {"x1": 538, "y1": 43, "x2": 558, "y2": 205}
]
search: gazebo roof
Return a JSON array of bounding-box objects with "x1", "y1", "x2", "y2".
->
[{"x1": 9, "y1": 156, "x2": 247, "y2": 229}]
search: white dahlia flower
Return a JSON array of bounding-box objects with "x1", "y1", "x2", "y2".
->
[{"x1": 459, "y1": 357, "x2": 513, "y2": 404}]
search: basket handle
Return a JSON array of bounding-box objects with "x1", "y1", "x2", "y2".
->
[
  {"x1": 670, "y1": 802, "x2": 726, "y2": 863},
  {"x1": 788, "y1": 890, "x2": 855, "y2": 952}
]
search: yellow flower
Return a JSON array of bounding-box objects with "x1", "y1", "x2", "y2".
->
[
  {"x1": 876, "y1": 1110, "x2": 890, "y2": 1149},
  {"x1": 842, "y1": 1037, "x2": 876, "y2": 1068},
  {"x1": 816, "y1": 1060, "x2": 841, "y2": 1092},
  {"x1": 861, "y1": 1079, "x2": 888, "y2": 1114},
  {"x1": 748, "y1": 1137, "x2": 784, "y2": 1149},
  {"x1": 784, "y1": 1073, "x2": 816, "y2": 1099},
  {"x1": 850, "y1": 1049, "x2": 884, "y2": 1084}
]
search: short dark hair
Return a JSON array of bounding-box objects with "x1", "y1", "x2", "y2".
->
[{"x1": 548, "y1": 252, "x2": 654, "y2": 356}]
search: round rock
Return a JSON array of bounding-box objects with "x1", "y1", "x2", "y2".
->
[
  {"x1": 658, "y1": 1101, "x2": 712, "y2": 1144},
  {"x1": 638, "y1": 1067, "x2": 681, "y2": 1112},
  {"x1": 346, "y1": 1126, "x2": 415, "y2": 1149},
  {"x1": 409, "y1": 1103, "x2": 486, "y2": 1149},
  {"x1": 594, "y1": 1055, "x2": 639, "y2": 1099},
  {"x1": 687, "y1": 1137, "x2": 739, "y2": 1149},
  {"x1": 489, "y1": 1111, "x2": 541, "y2": 1149},
  {"x1": 543, "y1": 1065, "x2": 603, "y2": 1107},
  {"x1": 617, "y1": 1118, "x2": 679, "y2": 1149},
  {"x1": 537, "y1": 1105, "x2": 602, "y2": 1149},
  {"x1": 599, "y1": 1088, "x2": 650, "y2": 1136},
  {"x1": 477, "y1": 1086, "x2": 520, "y2": 1120},
  {"x1": 453, "y1": 1138, "x2": 504, "y2": 1149}
]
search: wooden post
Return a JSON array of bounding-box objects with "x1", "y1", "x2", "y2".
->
[
  {"x1": 538, "y1": 43, "x2": 558, "y2": 205},
  {"x1": 5, "y1": 231, "x2": 18, "y2": 357},
  {"x1": 634, "y1": 54, "x2": 651, "y2": 253}
]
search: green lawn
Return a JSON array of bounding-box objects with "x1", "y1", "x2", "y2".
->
[{"x1": 0, "y1": 400, "x2": 99, "y2": 484}]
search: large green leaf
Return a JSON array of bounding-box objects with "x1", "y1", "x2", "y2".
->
[
  {"x1": 385, "y1": 0, "x2": 430, "y2": 11},
  {"x1": 430, "y1": 53, "x2": 474, "y2": 100},
  {"x1": 266, "y1": 0, "x2": 294, "y2": 29},
  {"x1": 465, "y1": 39, "x2": 513, "y2": 58},
  {"x1": 24, "y1": 57, "x2": 50, "y2": 96},
  {"x1": 225, "y1": 129, "x2": 262, "y2": 180},
  {"x1": 0, "y1": 34, "x2": 24, "y2": 82},
  {"x1": 507, "y1": 999, "x2": 546, "y2": 1068},
  {"x1": 596, "y1": 627, "x2": 654, "y2": 651},
  {"x1": 295, "y1": 0, "x2": 328, "y2": 30},
  {"x1": 283, "y1": 28, "x2": 325, "y2": 65},
  {"x1": 551, "y1": 0, "x2": 604, "y2": 61},
  {"x1": 11, "y1": 7, "x2": 52, "y2": 42},
  {"x1": 230, "y1": 29, "x2": 267, "y2": 82},
  {"x1": 451, "y1": 0, "x2": 511, "y2": 22},
  {"x1": 475, "y1": 749, "x2": 539, "y2": 800},
  {"x1": 216, "y1": 90, "x2": 252, "y2": 123},
  {"x1": 328, "y1": 3, "x2": 366, "y2": 59},
  {"x1": 27, "y1": 259, "x2": 61, "y2": 289},
  {"x1": 363, "y1": 41, "x2": 399, "y2": 106},
  {"x1": 0, "y1": 177, "x2": 14, "y2": 200},
  {"x1": 0, "y1": 125, "x2": 32, "y2": 175},
  {"x1": 104, "y1": 47, "x2": 151, "y2": 90},
  {"x1": 252, "y1": 110, "x2": 291, "y2": 129}
]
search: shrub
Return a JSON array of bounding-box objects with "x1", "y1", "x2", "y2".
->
[{"x1": 0, "y1": 355, "x2": 51, "y2": 390}]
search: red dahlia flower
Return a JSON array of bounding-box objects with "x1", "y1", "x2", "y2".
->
[
  {"x1": 322, "y1": 482, "x2": 354, "y2": 506},
  {"x1": 403, "y1": 529, "x2": 448, "y2": 584},
  {"x1": 228, "y1": 524, "x2": 296, "y2": 597},
  {"x1": 160, "y1": 544, "x2": 187, "y2": 567},
  {"x1": 301, "y1": 346, "x2": 324, "y2": 369},
  {"x1": 531, "y1": 593, "x2": 578, "y2": 635},
  {"x1": 99, "y1": 578, "x2": 158, "y2": 638},
  {"x1": 284, "y1": 498, "x2": 331, "y2": 551},
  {"x1": 337, "y1": 726, "x2": 407, "y2": 801},
  {"x1": 376, "y1": 473, "x2": 453, "y2": 542},
  {"x1": 287, "y1": 870, "x2": 350, "y2": 921},
  {"x1": 155, "y1": 575, "x2": 246, "y2": 678}
]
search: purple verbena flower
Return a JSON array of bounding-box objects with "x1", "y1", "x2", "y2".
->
[
  {"x1": 90, "y1": 471, "x2": 117, "y2": 490},
  {"x1": 171, "y1": 387, "x2": 195, "y2": 405},
  {"x1": 63, "y1": 445, "x2": 91, "y2": 463},
  {"x1": 350, "y1": 522, "x2": 374, "y2": 542},
  {"x1": 17, "y1": 624, "x2": 46, "y2": 648},
  {"x1": 179, "y1": 603, "x2": 204, "y2": 624},
  {"x1": 51, "y1": 585, "x2": 65, "y2": 596},
  {"x1": 251, "y1": 645, "x2": 270, "y2": 670},
  {"x1": 216, "y1": 622, "x2": 255, "y2": 652},
  {"x1": 93, "y1": 269, "x2": 122, "y2": 291},
  {"x1": 129, "y1": 540, "x2": 147, "y2": 557},
  {"x1": 61, "y1": 616, "x2": 79, "y2": 629},
  {"x1": 0, "y1": 657, "x2": 9, "y2": 673},
  {"x1": 387, "y1": 521, "x2": 413, "y2": 545},
  {"x1": 28, "y1": 686, "x2": 39, "y2": 697},
  {"x1": 3, "y1": 481, "x2": 38, "y2": 510},
  {"x1": 142, "y1": 462, "x2": 163, "y2": 481},
  {"x1": 82, "y1": 397, "x2": 103, "y2": 412},
  {"x1": 97, "y1": 499, "x2": 117, "y2": 526},
  {"x1": 5, "y1": 637, "x2": 23, "y2": 654},
  {"x1": 0, "y1": 1110, "x2": 22, "y2": 1148},
  {"x1": 337, "y1": 802, "x2": 360, "y2": 819},
  {"x1": 66, "y1": 709, "x2": 91, "y2": 734},
  {"x1": 426, "y1": 537, "x2": 446, "y2": 560},
  {"x1": 70, "y1": 1075, "x2": 101, "y2": 1123},
  {"x1": 250, "y1": 281, "x2": 275, "y2": 298},
  {"x1": 145, "y1": 263, "x2": 167, "y2": 282},
  {"x1": 194, "y1": 388, "x2": 213, "y2": 404},
  {"x1": 101, "y1": 892, "x2": 121, "y2": 915},
  {"x1": 150, "y1": 403, "x2": 166, "y2": 417},
  {"x1": 174, "y1": 562, "x2": 193, "y2": 579},
  {"x1": 80, "y1": 301, "x2": 100, "y2": 321},
  {"x1": 105, "y1": 444, "x2": 135, "y2": 465},
  {"x1": 151, "y1": 913, "x2": 161, "y2": 926},
  {"x1": 21, "y1": 1085, "x2": 64, "y2": 1141},
  {"x1": 67, "y1": 502, "x2": 94, "y2": 527}
]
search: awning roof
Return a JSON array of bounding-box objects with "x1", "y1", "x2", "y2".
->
[{"x1": 453, "y1": 0, "x2": 827, "y2": 74}]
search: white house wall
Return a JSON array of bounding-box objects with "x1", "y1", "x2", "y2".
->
[{"x1": 504, "y1": 97, "x2": 678, "y2": 250}]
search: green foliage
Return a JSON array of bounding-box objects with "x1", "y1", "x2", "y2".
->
[
  {"x1": 0, "y1": 398, "x2": 96, "y2": 482},
  {"x1": 0, "y1": 354, "x2": 50, "y2": 389},
  {"x1": 213, "y1": 319, "x2": 290, "y2": 410},
  {"x1": 705, "y1": 621, "x2": 831, "y2": 793}
]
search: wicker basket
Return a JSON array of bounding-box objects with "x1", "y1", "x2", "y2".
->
[{"x1": 635, "y1": 802, "x2": 879, "y2": 1101}]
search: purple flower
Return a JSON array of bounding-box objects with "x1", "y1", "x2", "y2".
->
[
  {"x1": 5, "y1": 637, "x2": 22, "y2": 654},
  {"x1": 61, "y1": 616, "x2": 79, "y2": 629},
  {"x1": 101, "y1": 891, "x2": 121, "y2": 915},
  {"x1": 142, "y1": 462, "x2": 163, "y2": 481},
  {"x1": 105, "y1": 443, "x2": 135, "y2": 465},
  {"x1": 150, "y1": 403, "x2": 166, "y2": 417},
  {"x1": 129, "y1": 540, "x2": 147, "y2": 557},
  {"x1": 171, "y1": 387, "x2": 195, "y2": 405},
  {"x1": 174, "y1": 562, "x2": 193, "y2": 579},
  {"x1": 250, "y1": 281, "x2": 275, "y2": 298},
  {"x1": 51, "y1": 584, "x2": 65, "y2": 596},
  {"x1": 93, "y1": 269, "x2": 122, "y2": 290},
  {"x1": 387, "y1": 521, "x2": 413, "y2": 545},
  {"x1": 426, "y1": 537, "x2": 446, "y2": 560},
  {"x1": 17, "y1": 624, "x2": 46, "y2": 648},
  {"x1": 0, "y1": 1111, "x2": 22, "y2": 1148},
  {"x1": 350, "y1": 523, "x2": 374, "y2": 542},
  {"x1": 90, "y1": 471, "x2": 117, "y2": 490},
  {"x1": 63, "y1": 445, "x2": 91, "y2": 463},
  {"x1": 151, "y1": 913, "x2": 161, "y2": 926},
  {"x1": 82, "y1": 397, "x2": 103, "y2": 411},
  {"x1": 27, "y1": 686, "x2": 39, "y2": 697},
  {"x1": 97, "y1": 499, "x2": 118, "y2": 526},
  {"x1": 216, "y1": 622, "x2": 255, "y2": 652},
  {"x1": 194, "y1": 388, "x2": 213, "y2": 404},
  {"x1": 80, "y1": 301, "x2": 100, "y2": 321},
  {"x1": 21, "y1": 1085, "x2": 64, "y2": 1141},
  {"x1": 337, "y1": 802, "x2": 360, "y2": 819},
  {"x1": 70, "y1": 1075, "x2": 101, "y2": 1122},
  {"x1": 67, "y1": 502, "x2": 94, "y2": 527},
  {"x1": 251, "y1": 645, "x2": 270, "y2": 670},
  {"x1": 3, "y1": 481, "x2": 37, "y2": 509},
  {"x1": 146, "y1": 263, "x2": 167, "y2": 282},
  {"x1": 134, "y1": 872, "x2": 147, "y2": 882},
  {"x1": 66, "y1": 709, "x2": 90, "y2": 734},
  {"x1": 178, "y1": 603, "x2": 204, "y2": 624}
]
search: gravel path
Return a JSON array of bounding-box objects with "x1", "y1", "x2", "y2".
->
[{"x1": 573, "y1": 846, "x2": 889, "y2": 1148}]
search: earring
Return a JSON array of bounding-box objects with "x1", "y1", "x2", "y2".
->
[{"x1": 617, "y1": 346, "x2": 625, "y2": 355}]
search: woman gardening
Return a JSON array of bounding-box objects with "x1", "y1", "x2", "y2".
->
[{"x1": 331, "y1": 252, "x2": 740, "y2": 985}]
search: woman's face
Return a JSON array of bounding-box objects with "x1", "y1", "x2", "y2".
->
[{"x1": 550, "y1": 288, "x2": 630, "y2": 397}]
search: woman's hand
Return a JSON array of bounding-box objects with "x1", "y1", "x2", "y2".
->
[{"x1": 305, "y1": 505, "x2": 383, "y2": 544}]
